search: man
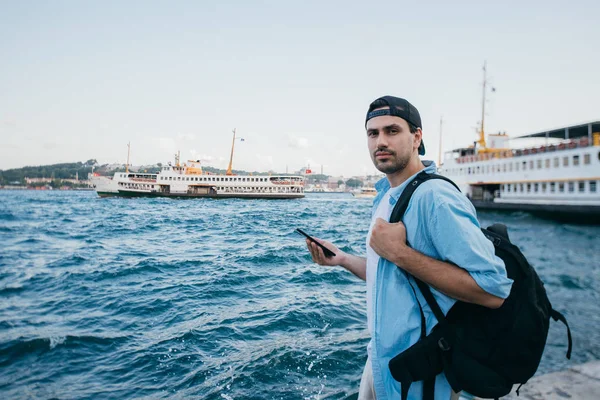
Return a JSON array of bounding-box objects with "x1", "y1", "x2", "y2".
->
[{"x1": 305, "y1": 96, "x2": 513, "y2": 399}]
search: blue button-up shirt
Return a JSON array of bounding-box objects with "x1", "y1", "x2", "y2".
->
[{"x1": 365, "y1": 161, "x2": 513, "y2": 399}]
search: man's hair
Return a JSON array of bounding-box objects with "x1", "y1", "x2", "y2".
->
[{"x1": 408, "y1": 123, "x2": 418, "y2": 134}]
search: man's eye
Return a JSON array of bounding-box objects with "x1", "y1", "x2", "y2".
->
[{"x1": 390, "y1": 129, "x2": 399, "y2": 134}]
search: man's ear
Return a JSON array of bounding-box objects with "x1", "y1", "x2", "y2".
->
[{"x1": 414, "y1": 128, "x2": 423, "y2": 152}]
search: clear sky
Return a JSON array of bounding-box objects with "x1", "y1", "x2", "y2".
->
[{"x1": 1, "y1": 0, "x2": 598, "y2": 177}]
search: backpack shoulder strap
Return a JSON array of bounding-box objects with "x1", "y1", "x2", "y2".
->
[
  {"x1": 389, "y1": 171, "x2": 460, "y2": 225},
  {"x1": 389, "y1": 171, "x2": 461, "y2": 324},
  {"x1": 551, "y1": 309, "x2": 573, "y2": 359}
]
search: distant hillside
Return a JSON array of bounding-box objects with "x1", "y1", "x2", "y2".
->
[{"x1": 0, "y1": 160, "x2": 97, "y2": 185}]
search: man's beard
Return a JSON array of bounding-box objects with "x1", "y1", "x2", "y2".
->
[{"x1": 373, "y1": 150, "x2": 410, "y2": 174}]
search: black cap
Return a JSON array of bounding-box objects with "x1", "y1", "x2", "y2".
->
[{"x1": 365, "y1": 95, "x2": 425, "y2": 156}]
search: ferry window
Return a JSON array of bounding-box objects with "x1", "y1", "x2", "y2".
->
[
  {"x1": 502, "y1": 164, "x2": 506, "y2": 172},
  {"x1": 573, "y1": 155, "x2": 580, "y2": 166},
  {"x1": 534, "y1": 183, "x2": 539, "y2": 192},
  {"x1": 468, "y1": 167, "x2": 471, "y2": 175},
  {"x1": 527, "y1": 183, "x2": 531, "y2": 192},
  {"x1": 496, "y1": 165, "x2": 501, "y2": 173},
  {"x1": 515, "y1": 163, "x2": 519, "y2": 171},
  {"x1": 568, "y1": 182, "x2": 574, "y2": 192},
  {"x1": 509, "y1": 163, "x2": 513, "y2": 172},
  {"x1": 522, "y1": 161, "x2": 527, "y2": 170},
  {"x1": 507, "y1": 185, "x2": 511, "y2": 192},
  {"x1": 584, "y1": 154, "x2": 591, "y2": 164},
  {"x1": 545, "y1": 159, "x2": 550, "y2": 168},
  {"x1": 559, "y1": 183, "x2": 564, "y2": 192},
  {"x1": 563, "y1": 156, "x2": 569, "y2": 167},
  {"x1": 169, "y1": 177, "x2": 172, "y2": 180},
  {"x1": 550, "y1": 182, "x2": 556, "y2": 193},
  {"x1": 519, "y1": 183, "x2": 524, "y2": 192},
  {"x1": 542, "y1": 183, "x2": 547, "y2": 192},
  {"x1": 578, "y1": 182, "x2": 585, "y2": 192},
  {"x1": 591, "y1": 181, "x2": 597, "y2": 192},
  {"x1": 536, "y1": 160, "x2": 542, "y2": 169},
  {"x1": 529, "y1": 160, "x2": 534, "y2": 169},
  {"x1": 554, "y1": 157, "x2": 559, "y2": 168}
]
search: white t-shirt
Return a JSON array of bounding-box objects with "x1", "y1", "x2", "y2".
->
[{"x1": 365, "y1": 189, "x2": 393, "y2": 341}]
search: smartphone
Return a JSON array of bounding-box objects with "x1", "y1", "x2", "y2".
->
[{"x1": 295, "y1": 228, "x2": 336, "y2": 258}]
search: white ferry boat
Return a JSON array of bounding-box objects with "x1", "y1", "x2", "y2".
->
[
  {"x1": 91, "y1": 131, "x2": 305, "y2": 199},
  {"x1": 439, "y1": 64, "x2": 600, "y2": 223},
  {"x1": 352, "y1": 187, "x2": 377, "y2": 199},
  {"x1": 440, "y1": 122, "x2": 600, "y2": 221}
]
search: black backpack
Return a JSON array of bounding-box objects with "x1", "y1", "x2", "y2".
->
[{"x1": 387, "y1": 171, "x2": 572, "y2": 400}]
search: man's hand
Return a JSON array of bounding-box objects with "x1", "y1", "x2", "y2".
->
[
  {"x1": 304, "y1": 237, "x2": 367, "y2": 281},
  {"x1": 306, "y1": 238, "x2": 345, "y2": 267},
  {"x1": 369, "y1": 218, "x2": 409, "y2": 264}
]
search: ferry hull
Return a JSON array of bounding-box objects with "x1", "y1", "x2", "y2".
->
[
  {"x1": 471, "y1": 201, "x2": 600, "y2": 224},
  {"x1": 97, "y1": 191, "x2": 304, "y2": 200}
]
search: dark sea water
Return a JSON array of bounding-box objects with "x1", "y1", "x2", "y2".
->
[{"x1": 1, "y1": 190, "x2": 599, "y2": 399}]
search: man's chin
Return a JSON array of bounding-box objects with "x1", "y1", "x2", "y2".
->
[
  {"x1": 374, "y1": 157, "x2": 410, "y2": 174},
  {"x1": 374, "y1": 162, "x2": 400, "y2": 174}
]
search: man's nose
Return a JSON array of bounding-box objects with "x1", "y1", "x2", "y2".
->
[{"x1": 376, "y1": 133, "x2": 388, "y2": 148}]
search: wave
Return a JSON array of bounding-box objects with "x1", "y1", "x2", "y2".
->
[
  {"x1": 0, "y1": 285, "x2": 25, "y2": 296},
  {"x1": 0, "y1": 334, "x2": 129, "y2": 362},
  {"x1": 14, "y1": 237, "x2": 44, "y2": 245},
  {"x1": 0, "y1": 212, "x2": 19, "y2": 222},
  {"x1": 45, "y1": 254, "x2": 89, "y2": 269}
]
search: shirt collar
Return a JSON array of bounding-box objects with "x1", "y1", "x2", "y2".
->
[{"x1": 375, "y1": 160, "x2": 437, "y2": 204}]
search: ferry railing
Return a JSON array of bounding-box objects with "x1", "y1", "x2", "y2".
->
[{"x1": 456, "y1": 135, "x2": 596, "y2": 164}]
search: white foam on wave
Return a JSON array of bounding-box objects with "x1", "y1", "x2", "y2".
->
[{"x1": 48, "y1": 336, "x2": 66, "y2": 349}]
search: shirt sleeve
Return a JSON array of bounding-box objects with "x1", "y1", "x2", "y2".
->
[{"x1": 429, "y1": 195, "x2": 513, "y2": 299}]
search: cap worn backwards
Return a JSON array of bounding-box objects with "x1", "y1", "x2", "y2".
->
[{"x1": 365, "y1": 95, "x2": 425, "y2": 156}]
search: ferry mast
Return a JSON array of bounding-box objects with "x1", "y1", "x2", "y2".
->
[{"x1": 226, "y1": 128, "x2": 236, "y2": 176}]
